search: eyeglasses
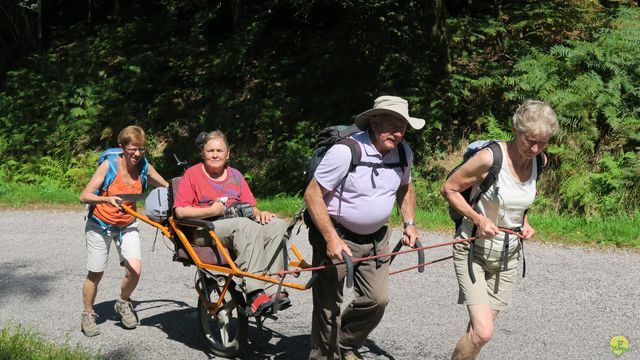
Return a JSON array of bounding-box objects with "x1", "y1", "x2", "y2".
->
[
  {"x1": 124, "y1": 147, "x2": 146, "y2": 153},
  {"x1": 519, "y1": 134, "x2": 548, "y2": 148}
]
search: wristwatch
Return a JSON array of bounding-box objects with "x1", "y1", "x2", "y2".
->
[{"x1": 403, "y1": 220, "x2": 416, "y2": 229}]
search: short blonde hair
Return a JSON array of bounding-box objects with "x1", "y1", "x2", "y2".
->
[
  {"x1": 512, "y1": 100, "x2": 559, "y2": 139},
  {"x1": 118, "y1": 125, "x2": 145, "y2": 146}
]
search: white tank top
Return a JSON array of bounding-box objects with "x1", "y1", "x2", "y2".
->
[{"x1": 458, "y1": 142, "x2": 537, "y2": 249}]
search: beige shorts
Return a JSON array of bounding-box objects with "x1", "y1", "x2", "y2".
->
[
  {"x1": 452, "y1": 239, "x2": 522, "y2": 311},
  {"x1": 85, "y1": 220, "x2": 141, "y2": 272}
]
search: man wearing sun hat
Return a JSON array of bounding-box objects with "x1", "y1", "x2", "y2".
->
[{"x1": 304, "y1": 95, "x2": 424, "y2": 359}]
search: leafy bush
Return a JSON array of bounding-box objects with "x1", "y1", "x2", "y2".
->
[
  {"x1": 0, "y1": 0, "x2": 638, "y2": 219},
  {"x1": 504, "y1": 7, "x2": 640, "y2": 215}
]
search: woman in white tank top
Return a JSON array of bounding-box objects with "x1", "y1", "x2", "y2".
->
[{"x1": 440, "y1": 100, "x2": 559, "y2": 360}]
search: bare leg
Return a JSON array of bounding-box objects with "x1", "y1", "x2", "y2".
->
[
  {"x1": 83, "y1": 271, "x2": 104, "y2": 313},
  {"x1": 120, "y1": 258, "x2": 141, "y2": 301},
  {"x1": 451, "y1": 304, "x2": 499, "y2": 360}
]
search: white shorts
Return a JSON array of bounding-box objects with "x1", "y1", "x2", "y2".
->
[{"x1": 85, "y1": 219, "x2": 141, "y2": 272}]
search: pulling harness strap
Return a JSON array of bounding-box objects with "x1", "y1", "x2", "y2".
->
[
  {"x1": 520, "y1": 236, "x2": 526, "y2": 278},
  {"x1": 503, "y1": 232, "x2": 510, "y2": 272},
  {"x1": 332, "y1": 221, "x2": 387, "y2": 269},
  {"x1": 468, "y1": 225, "x2": 477, "y2": 283},
  {"x1": 501, "y1": 227, "x2": 525, "y2": 277},
  {"x1": 88, "y1": 213, "x2": 126, "y2": 246},
  {"x1": 468, "y1": 225, "x2": 525, "y2": 284}
]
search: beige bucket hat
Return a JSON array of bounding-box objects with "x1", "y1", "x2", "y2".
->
[{"x1": 354, "y1": 95, "x2": 425, "y2": 130}]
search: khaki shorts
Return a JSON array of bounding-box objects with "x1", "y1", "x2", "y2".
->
[
  {"x1": 85, "y1": 220, "x2": 141, "y2": 272},
  {"x1": 452, "y1": 239, "x2": 522, "y2": 311}
]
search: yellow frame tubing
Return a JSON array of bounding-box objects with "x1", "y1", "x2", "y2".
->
[{"x1": 121, "y1": 204, "x2": 311, "y2": 291}]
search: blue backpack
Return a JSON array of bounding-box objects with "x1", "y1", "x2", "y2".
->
[
  {"x1": 88, "y1": 148, "x2": 149, "y2": 234},
  {"x1": 94, "y1": 148, "x2": 149, "y2": 195}
]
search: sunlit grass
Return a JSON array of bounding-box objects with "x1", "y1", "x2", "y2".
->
[
  {"x1": 0, "y1": 324, "x2": 101, "y2": 360},
  {"x1": 0, "y1": 181, "x2": 78, "y2": 207}
]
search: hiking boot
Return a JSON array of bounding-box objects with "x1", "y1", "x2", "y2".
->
[
  {"x1": 114, "y1": 298, "x2": 138, "y2": 329},
  {"x1": 269, "y1": 290, "x2": 291, "y2": 311},
  {"x1": 80, "y1": 311, "x2": 100, "y2": 337},
  {"x1": 246, "y1": 290, "x2": 273, "y2": 317}
]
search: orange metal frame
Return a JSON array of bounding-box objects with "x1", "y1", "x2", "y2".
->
[{"x1": 120, "y1": 204, "x2": 313, "y2": 292}]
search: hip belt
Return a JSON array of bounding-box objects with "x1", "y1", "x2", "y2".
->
[
  {"x1": 332, "y1": 220, "x2": 387, "y2": 245},
  {"x1": 332, "y1": 220, "x2": 388, "y2": 268}
]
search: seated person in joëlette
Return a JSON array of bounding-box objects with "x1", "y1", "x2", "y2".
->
[{"x1": 172, "y1": 130, "x2": 291, "y2": 317}]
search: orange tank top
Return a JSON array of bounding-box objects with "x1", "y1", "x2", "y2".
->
[{"x1": 93, "y1": 157, "x2": 142, "y2": 227}]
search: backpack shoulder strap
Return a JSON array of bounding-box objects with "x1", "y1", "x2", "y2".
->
[
  {"x1": 101, "y1": 154, "x2": 120, "y2": 193},
  {"x1": 397, "y1": 141, "x2": 408, "y2": 172},
  {"x1": 535, "y1": 152, "x2": 545, "y2": 180},
  {"x1": 470, "y1": 141, "x2": 502, "y2": 204},
  {"x1": 139, "y1": 157, "x2": 149, "y2": 191},
  {"x1": 337, "y1": 137, "x2": 362, "y2": 171}
]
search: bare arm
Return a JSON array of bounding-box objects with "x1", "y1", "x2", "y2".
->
[
  {"x1": 440, "y1": 149, "x2": 499, "y2": 238},
  {"x1": 304, "y1": 178, "x2": 352, "y2": 260},
  {"x1": 79, "y1": 161, "x2": 121, "y2": 207},
  {"x1": 174, "y1": 202, "x2": 225, "y2": 220},
  {"x1": 396, "y1": 183, "x2": 419, "y2": 246},
  {"x1": 147, "y1": 164, "x2": 169, "y2": 188}
]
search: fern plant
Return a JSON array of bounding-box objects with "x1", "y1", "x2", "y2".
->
[{"x1": 504, "y1": 7, "x2": 640, "y2": 215}]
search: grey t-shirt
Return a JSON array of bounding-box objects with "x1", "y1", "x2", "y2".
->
[{"x1": 314, "y1": 131, "x2": 412, "y2": 234}]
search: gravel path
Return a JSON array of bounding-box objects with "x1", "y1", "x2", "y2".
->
[{"x1": 1, "y1": 210, "x2": 638, "y2": 359}]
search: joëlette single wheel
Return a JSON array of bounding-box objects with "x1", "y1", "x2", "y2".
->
[{"x1": 197, "y1": 276, "x2": 248, "y2": 358}]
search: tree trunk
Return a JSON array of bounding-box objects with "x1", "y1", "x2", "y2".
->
[
  {"x1": 114, "y1": 0, "x2": 120, "y2": 21},
  {"x1": 37, "y1": 0, "x2": 42, "y2": 40},
  {"x1": 424, "y1": 0, "x2": 450, "y2": 79},
  {"x1": 87, "y1": 0, "x2": 92, "y2": 25}
]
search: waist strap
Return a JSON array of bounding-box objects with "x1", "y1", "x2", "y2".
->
[
  {"x1": 333, "y1": 220, "x2": 387, "y2": 268},
  {"x1": 88, "y1": 211, "x2": 134, "y2": 246},
  {"x1": 332, "y1": 220, "x2": 386, "y2": 245}
]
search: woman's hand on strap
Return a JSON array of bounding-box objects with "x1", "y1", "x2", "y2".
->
[
  {"x1": 475, "y1": 216, "x2": 499, "y2": 238},
  {"x1": 521, "y1": 222, "x2": 535, "y2": 240}
]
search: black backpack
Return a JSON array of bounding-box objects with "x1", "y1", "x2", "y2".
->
[{"x1": 305, "y1": 124, "x2": 408, "y2": 189}]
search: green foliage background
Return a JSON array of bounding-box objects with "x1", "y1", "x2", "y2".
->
[{"x1": 0, "y1": 0, "x2": 638, "y2": 218}]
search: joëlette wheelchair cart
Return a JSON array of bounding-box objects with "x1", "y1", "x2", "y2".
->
[{"x1": 117, "y1": 177, "x2": 521, "y2": 358}]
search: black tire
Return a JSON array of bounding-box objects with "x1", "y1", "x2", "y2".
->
[{"x1": 197, "y1": 277, "x2": 248, "y2": 358}]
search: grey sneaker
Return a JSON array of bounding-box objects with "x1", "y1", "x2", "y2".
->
[
  {"x1": 343, "y1": 349, "x2": 363, "y2": 360},
  {"x1": 80, "y1": 311, "x2": 100, "y2": 337},
  {"x1": 114, "y1": 298, "x2": 138, "y2": 329}
]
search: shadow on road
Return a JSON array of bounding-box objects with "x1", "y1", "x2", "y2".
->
[
  {"x1": 242, "y1": 322, "x2": 395, "y2": 360},
  {"x1": 0, "y1": 262, "x2": 55, "y2": 302},
  {"x1": 95, "y1": 298, "x2": 210, "y2": 352}
]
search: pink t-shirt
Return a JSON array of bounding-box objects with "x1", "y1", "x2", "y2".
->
[
  {"x1": 314, "y1": 131, "x2": 413, "y2": 234},
  {"x1": 173, "y1": 164, "x2": 256, "y2": 209}
]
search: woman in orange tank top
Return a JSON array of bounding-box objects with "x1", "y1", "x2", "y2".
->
[{"x1": 78, "y1": 125, "x2": 168, "y2": 337}]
